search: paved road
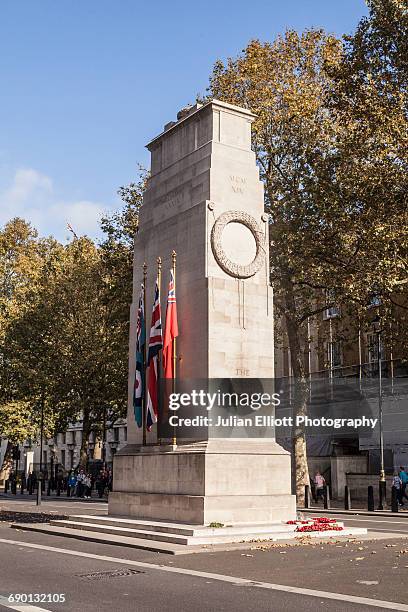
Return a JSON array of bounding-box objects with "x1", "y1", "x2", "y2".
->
[{"x1": 1, "y1": 519, "x2": 408, "y2": 611}]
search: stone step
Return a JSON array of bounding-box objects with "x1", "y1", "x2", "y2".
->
[
  {"x1": 50, "y1": 519, "x2": 300, "y2": 545},
  {"x1": 67, "y1": 514, "x2": 297, "y2": 537},
  {"x1": 10, "y1": 523, "x2": 192, "y2": 554},
  {"x1": 12, "y1": 521, "x2": 367, "y2": 554},
  {"x1": 50, "y1": 520, "x2": 193, "y2": 544}
]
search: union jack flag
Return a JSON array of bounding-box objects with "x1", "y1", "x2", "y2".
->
[
  {"x1": 133, "y1": 284, "x2": 145, "y2": 428},
  {"x1": 146, "y1": 279, "x2": 162, "y2": 430}
]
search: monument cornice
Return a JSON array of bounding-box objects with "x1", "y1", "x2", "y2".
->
[{"x1": 146, "y1": 99, "x2": 255, "y2": 149}]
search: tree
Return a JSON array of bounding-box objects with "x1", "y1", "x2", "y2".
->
[
  {"x1": 209, "y1": 31, "x2": 347, "y2": 500},
  {"x1": 2, "y1": 236, "x2": 129, "y2": 466},
  {"x1": 208, "y1": 20, "x2": 407, "y2": 500},
  {"x1": 327, "y1": 0, "x2": 408, "y2": 345}
]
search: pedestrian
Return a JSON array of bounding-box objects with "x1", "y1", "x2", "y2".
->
[
  {"x1": 95, "y1": 470, "x2": 106, "y2": 499},
  {"x1": 107, "y1": 468, "x2": 113, "y2": 492},
  {"x1": 27, "y1": 472, "x2": 33, "y2": 495},
  {"x1": 76, "y1": 469, "x2": 85, "y2": 497},
  {"x1": 83, "y1": 473, "x2": 92, "y2": 499},
  {"x1": 392, "y1": 472, "x2": 403, "y2": 506},
  {"x1": 67, "y1": 471, "x2": 77, "y2": 497},
  {"x1": 399, "y1": 467, "x2": 408, "y2": 502},
  {"x1": 314, "y1": 471, "x2": 325, "y2": 502}
]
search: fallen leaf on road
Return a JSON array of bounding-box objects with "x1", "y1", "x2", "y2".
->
[
  {"x1": 355, "y1": 557, "x2": 365, "y2": 561},
  {"x1": 356, "y1": 580, "x2": 378, "y2": 585}
]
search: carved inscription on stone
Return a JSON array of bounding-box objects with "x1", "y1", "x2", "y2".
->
[
  {"x1": 229, "y1": 175, "x2": 246, "y2": 194},
  {"x1": 211, "y1": 210, "x2": 266, "y2": 279},
  {"x1": 157, "y1": 186, "x2": 184, "y2": 211}
]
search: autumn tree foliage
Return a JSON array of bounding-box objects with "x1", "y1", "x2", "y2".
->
[{"x1": 208, "y1": 11, "x2": 407, "y2": 499}]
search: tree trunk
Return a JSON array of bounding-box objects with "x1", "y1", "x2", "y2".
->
[
  {"x1": 0, "y1": 441, "x2": 13, "y2": 483},
  {"x1": 282, "y1": 276, "x2": 310, "y2": 506}
]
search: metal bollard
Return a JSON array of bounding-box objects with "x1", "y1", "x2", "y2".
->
[
  {"x1": 344, "y1": 485, "x2": 351, "y2": 510},
  {"x1": 391, "y1": 486, "x2": 399, "y2": 513},
  {"x1": 323, "y1": 485, "x2": 330, "y2": 510},
  {"x1": 378, "y1": 480, "x2": 386, "y2": 511},
  {"x1": 368, "y1": 485, "x2": 375, "y2": 511},
  {"x1": 304, "y1": 485, "x2": 310, "y2": 508}
]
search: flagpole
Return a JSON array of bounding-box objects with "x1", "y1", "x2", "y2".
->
[
  {"x1": 142, "y1": 262, "x2": 147, "y2": 447},
  {"x1": 157, "y1": 257, "x2": 162, "y2": 444},
  {"x1": 172, "y1": 250, "x2": 177, "y2": 450}
]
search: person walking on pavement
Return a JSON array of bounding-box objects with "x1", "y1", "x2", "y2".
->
[
  {"x1": 393, "y1": 472, "x2": 403, "y2": 506},
  {"x1": 67, "y1": 470, "x2": 77, "y2": 497},
  {"x1": 399, "y1": 466, "x2": 408, "y2": 503},
  {"x1": 76, "y1": 469, "x2": 86, "y2": 497},
  {"x1": 95, "y1": 470, "x2": 106, "y2": 499},
  {"x1": 314, "y1": 471, "x2": 326, "y2": 503}
]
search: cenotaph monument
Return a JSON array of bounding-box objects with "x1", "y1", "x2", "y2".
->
[{"x1": 109, "y1": 99, "x2": 296, "y2": 525}]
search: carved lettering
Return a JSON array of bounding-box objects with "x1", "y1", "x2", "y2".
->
[
  {"x1": 231, "y1": 185, "x2": 244, "y2": 194},
  {"x1": 229, "y1": 175, "x2": 246, "y2": 195}
]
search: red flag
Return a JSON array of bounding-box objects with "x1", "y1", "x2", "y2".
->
[{"x1": 163, "y1": 270, "x2": 178, "y2": 378}]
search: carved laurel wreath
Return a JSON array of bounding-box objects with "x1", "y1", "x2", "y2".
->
[{"x1": 211, "y1": 210, "x2": 266, "y2": 279}]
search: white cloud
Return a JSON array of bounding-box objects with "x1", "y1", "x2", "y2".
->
[
  {"x1": 0, "y1": 167, "x2": 108, "y2": 240},
  {"x1": 49, "y1": 200, "x2": 106, "y2": 237}
]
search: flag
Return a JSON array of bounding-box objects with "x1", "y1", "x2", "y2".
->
[
  {"x1": 146, "y1": 279, "x2": 163, "y2": 430},
  {"x1": 163, "y1": 270, "x2": 178, "y2": 378},
  {"x1": 133, "y1": 285, "x2": 145, "y2": 428}
]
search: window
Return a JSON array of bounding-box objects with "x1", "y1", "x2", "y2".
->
[
  {"x1": 114, "y1": 428, "x2": 119, "y2": 442},
  {"x1": 124, "y1": 427, "x2": 127, "y2": 442},
  {"x1": 323, "y1": 306, "x2": 341, "y2": 320},
  {"x1": 61, "y1": 450, "x2": 65, "y2": 467},
  {"x1": 323, "y1": 290, "x2": 341, "y2": 320},
  {"x1": 367, "y1": 333, "x2": 384, "y2": 363},
  {"x1": 326, "y1": 340, "x2": 342, "y2": 369}
]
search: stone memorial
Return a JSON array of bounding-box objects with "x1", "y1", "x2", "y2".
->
[{"x1": 109, "y1": 99, "x2": 296, "y2": 525}]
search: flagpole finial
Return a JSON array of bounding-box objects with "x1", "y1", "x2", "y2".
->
[
  {"x1": 143, "y1": 262, "x2": 147, "y2": 275},
  {"x1": 157, "y1": 256, "x2": 162, "y2": 270},
  {"x1": 171, "y1": 250, "x2": 177, "y2": 265}
]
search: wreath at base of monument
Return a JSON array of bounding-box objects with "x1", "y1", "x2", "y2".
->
[{"x1": 210, "y1": 210, "x2": 266, "y2": 279}]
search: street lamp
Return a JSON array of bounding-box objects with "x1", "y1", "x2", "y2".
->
[
  {"x1": 36, "y1": 394, "x2": 45, "y2": 506},
  {"x1": 371, "y1": 314, "x2": 385, "y2": 509}
]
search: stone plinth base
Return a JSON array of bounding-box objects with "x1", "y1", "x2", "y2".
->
[{"x1": 109, "y1": 439, "x2": 296, "y2": 524}]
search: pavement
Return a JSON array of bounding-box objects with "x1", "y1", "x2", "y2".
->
[
  {"x1": 0, "y1": 495, "x2": 108, "y2": 519},
  {"x1": 1, "y1": 506, "x2": 408, "y2": 611}
]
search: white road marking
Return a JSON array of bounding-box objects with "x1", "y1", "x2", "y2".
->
[
  {"x1": 1, "y1": 538, "x2": 408, "y2": 611},
  {"x1": 363, "y1": 528, "x2": 408, "y2": 534},
  {"x1": 0, "y1": 595, "x2": 51, "y2": 612}
]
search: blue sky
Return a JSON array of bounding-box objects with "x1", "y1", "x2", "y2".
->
[{"x1": 0, "y1": 0, "x2": 367, "y2": 242}]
